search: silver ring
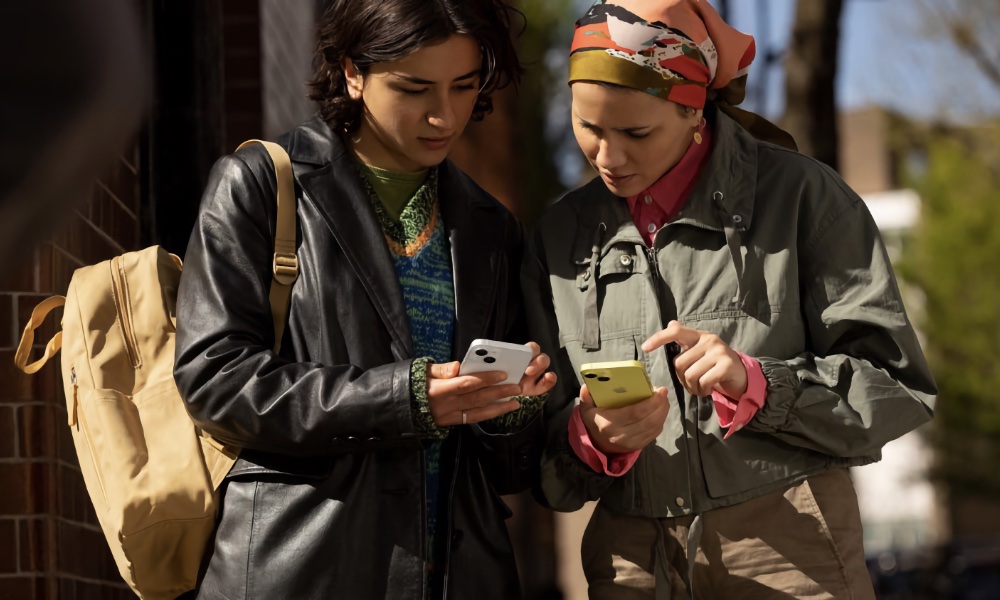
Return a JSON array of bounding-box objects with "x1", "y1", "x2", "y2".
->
[{"x1": 462, "y1": 410, "x2": 468, "y2": 425}]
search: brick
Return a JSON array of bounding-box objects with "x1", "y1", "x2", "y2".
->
[
  {"x1": 0, "y1": 256, "x2": 35, "y2": 293},
  {"x1": 43, "y1": 245, "x2": 80, "y2": 294},
  {"x1": 0, "y1": 407, "x2": 14, "y2": 458},
  {"x1": 18, "y1": 518, "x2": 51, "y2": 573},
  {"x1": 108, "y1": 154, "x2": 140, "y2": 215},
  {"x1": 56, "y1": 466, "x2": 90, "y2": 525},
  {"x1": 0, "y1": 351, "x2": 59, "y2": 404},
  {"x1": 0, "y1": 462, "x2": 54, "y2": 516},
  {"x1": 56, "y1": 521, "x2": 119, "y2": 581},
  {"x1": 0, "y1": 576, "x2": 46, "y2": 599},
  {"x1": 17, "y1": 405, "x2": 58, "y2": 459},
  {"x1": 55, "y1": 413, "x2": 77, "y2": 465},
  {"x1": 0, "y1": 295, "x2": 13, "y2": 350},
  {"x1": 0, "y1": 519, "x2": 16, "y2": 573},
  {"x1": 56, "y1": 578, "x2": 74, "y2": 600}
]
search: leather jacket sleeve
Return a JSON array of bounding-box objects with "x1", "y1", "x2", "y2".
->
[{"x1": 174, "y1": 151, "x2": 419, "y2": 456}]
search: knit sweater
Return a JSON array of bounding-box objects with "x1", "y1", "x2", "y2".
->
[{"x1": 358, "y1": 162, "x2": 545, "y2": 597}]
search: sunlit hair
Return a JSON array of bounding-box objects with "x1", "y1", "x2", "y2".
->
[{"x1": 309, "y1": 0, "x2": 523, "y2": 135}]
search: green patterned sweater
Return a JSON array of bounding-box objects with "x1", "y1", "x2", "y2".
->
[{"x1": 357, "y1": 162, "x2": 544, "y2": 597}]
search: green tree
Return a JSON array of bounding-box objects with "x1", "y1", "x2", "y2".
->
[{"x1": 899, "y1": 131, "x2": 1000, "y2": 500}]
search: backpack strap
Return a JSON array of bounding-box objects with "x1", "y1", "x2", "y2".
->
[
  {"x1": 237, "y1": 140, "x2": 298, "y2": 354},
  {"x1": 14, "y1": 295, "x2": 66, "y2": 374}
]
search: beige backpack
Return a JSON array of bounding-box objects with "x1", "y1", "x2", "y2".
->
[{"x1": 13, "y1": 140, "x2": 298, "y2": 600}]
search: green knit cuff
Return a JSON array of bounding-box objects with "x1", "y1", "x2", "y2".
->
[
  {"x1": 479, "y1": 393, "x2": 548, "y2": 434},
  {"x1": 410, "y1": 357, "x2": 450, "y2": 441}
]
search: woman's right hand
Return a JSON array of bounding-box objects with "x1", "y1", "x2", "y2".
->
[
  {"x1": 426, "y1": 361, "x2": 523, "y2": 426},
  {"x1": 578, "y1": 384, "x2": 669, "y2": 454}
]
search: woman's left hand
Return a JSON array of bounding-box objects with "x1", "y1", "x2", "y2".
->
[
  {"x1": 519, "y1": 341, "x2": 558, "y2": 397},
  {"x1": 642, "y1": 321, "x2": 747, "y2": 399}
]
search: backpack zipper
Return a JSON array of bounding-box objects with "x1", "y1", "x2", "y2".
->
[{"x1": 110, "y1": 256, "x2": 142, "y2": 368}]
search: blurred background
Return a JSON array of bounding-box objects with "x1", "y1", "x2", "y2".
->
[{"x1": 1, "y1": 0, "x2": 999, "y2": 598}]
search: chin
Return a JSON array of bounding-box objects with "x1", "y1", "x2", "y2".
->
[
  {"x1": 410, "y1": 148, "x2": 451, "y2": 169},
  {"x1": 602, "y1": 180, "x2": 646, "y2": 199}
]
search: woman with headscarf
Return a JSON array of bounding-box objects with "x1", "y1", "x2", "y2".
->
[{"x1": 523, "y1": 1, "x2": 936, "y2": 597}]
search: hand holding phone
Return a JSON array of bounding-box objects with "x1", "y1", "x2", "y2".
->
[
  {"x1": 459, "y1": 339, "x2": 534, "y2": 388},
  {"x1": 577, "y1": 360, "x2": 668, "y2": 454},
  {"x1": 580, "y1": 360, "x2": 654, "y2": 409}
]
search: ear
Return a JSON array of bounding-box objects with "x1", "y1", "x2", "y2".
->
[
  {"x1": 341, "y1": 57, "x2": 364, "y2": 100},
  {"x1": 688, "y1": 106, "x2": 704, "y2": 127}
]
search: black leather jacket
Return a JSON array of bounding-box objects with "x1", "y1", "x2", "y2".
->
[{"x1": 174, "y1": 117, "x2": 541, "y2": 599}]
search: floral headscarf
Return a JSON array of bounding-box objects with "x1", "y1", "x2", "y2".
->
[{"x1": 569, "y1": 0, "x2": 796, "y2": 149}]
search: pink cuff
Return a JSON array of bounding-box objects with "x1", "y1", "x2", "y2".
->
[
  {"x1": 567, "y1": 404, "x2": 641, "y2": 476},
  {"x1": 711, "y1": 353, "x2": 767, "y2": 440}
]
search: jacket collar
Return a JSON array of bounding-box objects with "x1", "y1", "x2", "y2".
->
[
  {"x1": 284, "y1": 115, "x2": 502, "y2": 361},
  {"x1": 673, "y1": 107, "x2": 759, "y2": 232}
]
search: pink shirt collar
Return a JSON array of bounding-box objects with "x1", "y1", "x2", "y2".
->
[{"x1": 626, "y1": 124, "x2": 714, "y2": 244}]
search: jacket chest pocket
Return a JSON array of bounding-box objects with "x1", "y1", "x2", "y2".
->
[
  {"x1": 573, "y1": 243, "x2": 647, "y2": 346},
  {"x1": 556, "y1": 243, "x2": 650, "y2": 382}
]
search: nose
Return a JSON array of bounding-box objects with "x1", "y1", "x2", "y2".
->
[
  {"x1": 427, "y1": 91, "x2": 456, "y2": 132},
  {"x1": 594, "y1": 138, "x2": 626, "y2": 171}
]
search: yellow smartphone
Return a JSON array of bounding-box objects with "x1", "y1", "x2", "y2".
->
[{"x1": 580, "y1": 360, "x2": 654, "y2": 409}]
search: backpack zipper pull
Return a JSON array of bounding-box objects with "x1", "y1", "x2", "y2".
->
[{"x1": 68, "y1": 367, "x2": 78, "y2": 428}]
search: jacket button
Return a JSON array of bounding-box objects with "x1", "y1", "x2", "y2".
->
[
  {"x1": 713, "y1": 191, "x2": 724, "y2": 201},
  {"x1": 733, "y1": 215, "x2": 744, "y2": 224},
  {"x1": 676, "y1": 497, "x2": 686, "y2": 507},
  {"x1": 367, "y1": 436, "x2": 381, "y2": 442},
  {"x1": 346, "y1": 436, "x2": 358, "y2": 443},
  {"x1": 619, "y1": 255, "x2": 632, "y2": 267}
]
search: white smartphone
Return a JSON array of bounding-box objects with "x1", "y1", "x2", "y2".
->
[{"x1": 459, "y1": 339, "x2": 534, "y2": 388}]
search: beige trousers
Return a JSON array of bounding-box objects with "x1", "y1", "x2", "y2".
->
[{"x1": 581, "y1": 468, "x2": 875, "y2": 600}]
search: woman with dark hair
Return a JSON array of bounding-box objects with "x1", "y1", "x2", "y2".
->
[
  {"x1": 173, "y1": 1, "x2": 555, "y2": 598},
  {"x1": 524, "y1": 0, "x2": 936, "y2": 598}
]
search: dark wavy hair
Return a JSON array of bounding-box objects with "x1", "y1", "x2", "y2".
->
[{"x1": 309, "y1": 0, "x2": 523, "y2": 135}]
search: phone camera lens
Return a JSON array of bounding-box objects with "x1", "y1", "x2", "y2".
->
[
  {"x1": 484, "y1": 356, "x2": 496, "y2": 364},
  {"x1": 584, "y1": 373, "x2": 597, "y2": 379},
  {"x1": 598, "y1": 377, "x2": 611, "y2": 382},
  {"x1": 475, "y1": 349, "x2": 488, "y2": 357}
]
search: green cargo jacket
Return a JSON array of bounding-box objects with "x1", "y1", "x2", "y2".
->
[{"x1": 523, "y1": 108, "x2": 937, "y2": 518}]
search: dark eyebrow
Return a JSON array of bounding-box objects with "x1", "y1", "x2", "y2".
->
[
  {"x1": 575, "y1": 116, "x2": 650, "y2": 133},
  {"x1": 396, "y1": 69, "x2": 481, "y2": 86},
  {"x1": 615, "y1": 125, "x2": 651, "y2": 133}
]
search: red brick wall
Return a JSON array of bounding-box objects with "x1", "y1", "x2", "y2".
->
[
  {"x1": 0, "y1": 2, "x2": 265, "y2": 596},
  {"x1": 0, "y1": 147, "x2": 142, "y2": 599}
]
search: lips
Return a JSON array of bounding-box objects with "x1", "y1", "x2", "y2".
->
[
  {"x1": 419, "y1": 136, "x2": 453, "y2": 150},
  {"x1": 600, "y1": 172, "x2": 634, "y2": 185}
]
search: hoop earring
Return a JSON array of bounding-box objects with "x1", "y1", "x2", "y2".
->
[{"x1": 693, "y1": 117, "x2": 707, "y2": 145}]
